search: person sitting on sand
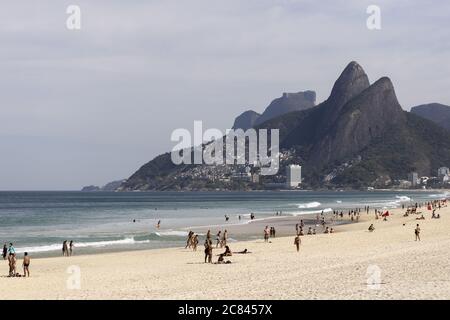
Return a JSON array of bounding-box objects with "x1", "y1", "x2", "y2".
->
[
  {"x1": 222, "y1": 245, "x2": 232, "y2": 256},
  {"x1": 22, "y1": 252, "x2": 30, "y2": 277},
  {"x1": 313, "y1": 228, "x2": 316, "y2": 235},
  {"x1": 330, "y1": 228, "x2": 334, "y2": 234},
  {"x1": 368, "y1": 224, "x2": 375, "y2": 232},
  {"x1": 324, "y1": 227, "x2": 330, "y2": 234},
  {"x1": 294, "y1": 235, "x2": 301, "y2": 252},
  {"x1": 216, "y1": 254, "x2": 231, "y2": 264},
  {"x1": 307, "y1": 227, "x2": 312, "y2": 235}
]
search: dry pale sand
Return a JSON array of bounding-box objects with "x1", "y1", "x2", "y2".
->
[{"x1": 1, "y1": 203, "x2": 450, "y2": 300}]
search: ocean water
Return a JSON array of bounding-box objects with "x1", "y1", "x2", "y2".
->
[{"x1": 0, "y1": 190, "x2": 448, "y2": 257}]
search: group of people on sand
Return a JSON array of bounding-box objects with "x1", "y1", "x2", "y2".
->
[
  {"x1": 62, "y1": 240, "x2": 74, "y2": 256},
  {"x1": 185, "y1": 228, "x2": 251, "y2": 264},
  {"x1": 263, "y1": 226, "x2": 276, "y2": 242},
  {"x1": 368, "y1": 198, "x2": 449, "y2": 242},
  {"x1": 2, "y1": 243, "x2": 30, "y2": 277}
]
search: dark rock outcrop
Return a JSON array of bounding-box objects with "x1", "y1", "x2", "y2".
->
[
  {"x1": 255, "y1": 90, "x2": 316, "y2": 126},
  {"x1": 232, "y1": 110, "x2": 261, "y2": 130}
]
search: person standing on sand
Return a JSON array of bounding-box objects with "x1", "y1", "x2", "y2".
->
[
  {"x1": 2, "y1": 243, "x2": 7, "y2": 260},
  {"x1": 192, "y1": 235, "x2": 199, "y2": 251},
  {"x1": 8, "y1": 253, "x2": 16, "y2": 277},
  {"x1": 69, "y1": 241, "x2": 74, "y2": 256},
  {"x1": 204, "y1": 240, "x2": 213, "y2": 263},
  {"x1": 216, "y1": 231, "x2": 221, "y2": 248},
  {"x1": 222, "y1": 230, "x2": 228, "y2": 247},
  {"x1": 264, "y1": 226, "x2": 270, "y2": 242},
  {"x1": 22, "y1": 252, "x2": 30, "y2": 277},
  {"x1": 415, "y1": 224, "x2": 421, "y2": 241},
  {"x1": 294, "y1": 235, "x2": 301, "y2": 252},
  {"x1": 62, "y1": 240, "x2": 69, "y2": 256}
]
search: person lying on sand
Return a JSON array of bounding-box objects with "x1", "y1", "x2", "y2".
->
[
  {"x1": 233, "y1": 249, "x2": 251, "y2": 254},
  {"x1": 416, "y1": 215, "x2": 425, "y2": 220}
]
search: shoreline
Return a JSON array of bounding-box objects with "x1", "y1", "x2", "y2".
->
[{"x1": 2, "y1": 199, "x2": 449, "y2": 299}]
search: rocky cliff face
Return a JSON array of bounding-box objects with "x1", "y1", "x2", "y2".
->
[
  {"x1": 411, "y1": 103, "x2": 450, "y2": 130},
  {"x1": 232, "y1": 110, "x2": 261, "y2": 130},
  {"x1": 121, "y1": 61, "x2": 450, "y2": 190},
  {"x1": 255, "y1": 90, "x2": 316, "y2": 126}
]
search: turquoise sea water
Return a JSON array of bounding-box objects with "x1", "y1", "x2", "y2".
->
[{"x1": 0, "y1": 190, "x2": 448, "y2": 256}]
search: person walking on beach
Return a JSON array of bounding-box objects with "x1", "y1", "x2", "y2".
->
[
  {"x1": 294, "y1": 235, "x2": 301, "y2": 252},
  {"x1": 22, "y1": 252, "x2": 30, "y2": 277},
  {"x1": 62, "y1": 240, "x2": 69, "y2": 256},
  {"x1": 69, "y1": 241, "x2": 74, "y2": 256},
  {"x1": 192, "y1": 235, "x2": 199, "y2": 251},
  {"x1": 2, "y1": 243, "x2": 7, "y2": 260},
  {"x1": 415, "y1": 224, "x2": 421, "y2": 241},
  {"x1": 185, "y1": 231, "x2": 194, "y2": 249},
  {"x1": 264, "y1": 226, "x2": 270, "y2": 243}
]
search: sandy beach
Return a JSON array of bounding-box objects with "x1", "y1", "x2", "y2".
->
[{"x1": 1, "y1": 201, "x2": 450, "y2": 300}]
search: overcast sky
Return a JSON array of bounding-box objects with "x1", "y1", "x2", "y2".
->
[{"x1": 0, "y1": 0, "x2": 449, "y2": 190}]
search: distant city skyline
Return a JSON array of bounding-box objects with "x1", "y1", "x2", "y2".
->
[{"x1": 1, "y1": 0, "x2": 449, "y2": 190}]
